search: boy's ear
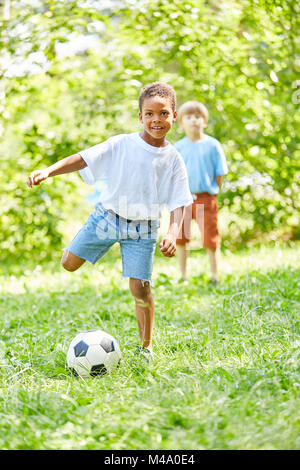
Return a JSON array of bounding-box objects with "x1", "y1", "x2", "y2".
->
[
  {"x1": 173, "y1": 110, "x2": 177, "y2": 122},
  {"x1": 139, "y1": 112, "x2": 143, "y2": 122}
]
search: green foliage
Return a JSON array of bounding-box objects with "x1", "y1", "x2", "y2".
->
[
  {"x1": 1, "y1": 121, "x2": 87, "y2": 262},
  {"x1": 116, "y1": 0, "x2": 300, "y2": 246},
  {"x1": 0, "y1": 0, "x2": 299, "y2": 260},
  {"x1": 0, "y1": 243, "x2": 299, "y2": 449}
]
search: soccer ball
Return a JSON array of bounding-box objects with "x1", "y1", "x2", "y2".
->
[{"x1": 67, "y1": 329, "x2": 122, "y2": 378}]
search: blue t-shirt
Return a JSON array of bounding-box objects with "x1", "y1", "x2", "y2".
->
[{"x1": 174, "y1": 135, "x2": 228, "y2": 195}]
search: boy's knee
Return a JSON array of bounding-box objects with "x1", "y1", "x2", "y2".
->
[
  {"x1": 61, "y1": 250, "x2": 82, "y2": 272},
  {"x1": 61, "y1": 251, "x2": 73, "y2": 271},
  {"x1": 129, "y1": 278, "x2": 151, "y2": 300}
]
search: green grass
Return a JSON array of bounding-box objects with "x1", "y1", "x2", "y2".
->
[{"x1": 0, "y1": 242, "x2": 299, "y2": 450}]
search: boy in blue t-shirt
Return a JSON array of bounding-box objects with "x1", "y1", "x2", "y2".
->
[{"x1": 175, "y1": 101, "x2": 228, "y2": 284}]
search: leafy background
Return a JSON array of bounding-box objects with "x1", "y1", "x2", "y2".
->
[{"x1": 0, "y1": 0, "x2": 299, "y2": 263}]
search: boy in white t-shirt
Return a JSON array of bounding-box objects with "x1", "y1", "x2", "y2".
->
[{"x1": 27, "y1": 82, "x2": 193, "y2": 362}]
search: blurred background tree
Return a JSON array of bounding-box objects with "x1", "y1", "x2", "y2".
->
[{"x1": 0, "y1": 0, "x2": 299, "y2": 263}]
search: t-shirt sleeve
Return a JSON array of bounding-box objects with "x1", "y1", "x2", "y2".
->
[
  {"x1": 79, "y1": 138, "x2": 113, "y2": 185},
  {"x1": 167, "y1": 153, "x2": 193, "y2": 212},
  {"x1": 214, "y1": 140, "x2": 228, "y2": 175}
]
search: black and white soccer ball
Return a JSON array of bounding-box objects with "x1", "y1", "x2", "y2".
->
[{"x1": 67, "y1": 329, "x2": 121, "y2": 378}]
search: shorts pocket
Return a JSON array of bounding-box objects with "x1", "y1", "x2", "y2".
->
[
  {"x1": 126, "y1": 219, "x2": 160, "y2": 240},
  {"x1": 140, "y1": 220, "x2": 160, "y2": 240}
]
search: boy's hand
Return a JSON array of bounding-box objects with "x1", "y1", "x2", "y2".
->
[
  {"x1": 27, "y1": 169, "x2": 49, "y2": 187},
  {"x1": 159, "y1": 235, "x2": 176, "y2": 257}
]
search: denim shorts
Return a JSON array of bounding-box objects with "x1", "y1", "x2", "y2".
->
[{"x1": 67, "y1": 203, "x2": 160, "y2": 283}]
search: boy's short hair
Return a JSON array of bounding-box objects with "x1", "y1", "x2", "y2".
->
[
  {"x1": 178, "y1": 101, "x2": 209, "y2": 125},
  {"x1": 139, "y1": 82, "x2": 176, "y2": 112}
]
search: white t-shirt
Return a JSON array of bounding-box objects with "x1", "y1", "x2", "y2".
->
[{"x1": 79, "y1": 132, "x2": 193, "y2": 220}]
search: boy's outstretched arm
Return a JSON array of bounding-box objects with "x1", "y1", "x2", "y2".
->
[
  {"x1": 27, "y1": 153, "x2": 87, "y2": 187},
  {"x1": 159, "y1": 206, "x2": 185, "y2": 258}
]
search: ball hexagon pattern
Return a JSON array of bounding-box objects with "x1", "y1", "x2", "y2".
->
[{"x1": 67, "y1": 329, "x2": 121, "y2": 378}]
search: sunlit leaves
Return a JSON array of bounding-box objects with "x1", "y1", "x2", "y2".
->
[{"x1": 0, "y1": 0, "x2": 299, "y2": 261}]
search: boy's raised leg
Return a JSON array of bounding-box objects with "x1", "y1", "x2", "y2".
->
[
  {"x1": 61, "y1": 250, "x2": 86, "y2": 272},
  {"x1": 129, "y1": 278, "x2": 154, "y2": 351}
]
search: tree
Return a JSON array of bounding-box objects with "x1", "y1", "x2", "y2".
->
[{"x1": 0, "y1": 0, "x2": 299, "y2": 262}]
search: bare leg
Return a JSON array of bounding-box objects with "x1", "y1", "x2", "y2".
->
[
  {"x1": 129, "y1": 278, "x2": 154, "y2": 350},
  {"x1": 177, "y1": 244, "x2": 188, "y2": 280},
  {"x1": 61, "y1": 250, "x2": 86, "y2": 272},
  {"x1": 207, "y1": 248, "x2": 219, "y2": 281}
]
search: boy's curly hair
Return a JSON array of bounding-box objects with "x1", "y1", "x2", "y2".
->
[{"x1": 139, "y1": 82, "x2": 176, "y2": 112}]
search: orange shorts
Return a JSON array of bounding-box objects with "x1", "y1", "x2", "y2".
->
[{"x1": 176, "y1": 193, "x2": 221, "y2": 250}]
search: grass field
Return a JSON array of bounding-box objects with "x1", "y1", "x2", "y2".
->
[{"x1": 0, "y1": 242, "x2": 299, "y2": 450}]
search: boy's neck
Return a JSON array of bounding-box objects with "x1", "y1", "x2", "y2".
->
[
  {"x1": 139, "y1": 130, "x2": 168, "y2": 148},
  {"x1": 185, "y1": 130, "x2": 205, "y2": 142}
]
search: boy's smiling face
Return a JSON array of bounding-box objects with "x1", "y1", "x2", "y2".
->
[{"x1": 139, "y1": 95, "x2": 177, "y2": 147}]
